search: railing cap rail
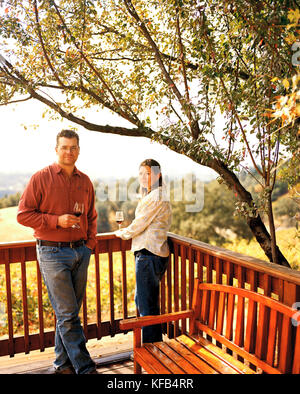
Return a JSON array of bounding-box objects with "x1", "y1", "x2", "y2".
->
[
  {"x1": 168, "y1": 232, "x2": 300, "y2": 286},
  {"x1": 0, "y1": 232, "x2": 299, "y2": 285}
]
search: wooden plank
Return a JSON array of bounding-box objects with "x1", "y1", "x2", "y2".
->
[
  {"x1": 155, "y1": 342, "x2": 200, "y2": 374},
  {"x1": 208, "y1": 290, "x2": 217, "y2": 329},
  {"x1": 144, "y1": 343, "x2": 185, "y2": 374},
  {"x1": 94, "y1": 243, "x2": 102, "y2": 339},
  {"x1": 194, "y1": 335, "x2": 256, "y2": 374},
  {"x1": 216, "y1": 291, "x2": 225, "y2": 335},
  {"x1": 180, "y1": 245, "x2": 187, "y2": 333},
  {"x1": 189, "y1": 279, "x2": 201, "y2": 336},
  {"x1": 266, "y1": 309, "x2": 278, "y2": 366},
  {"x1": 292, "y1": 325, "x2": 300, "y2": 374},
  {"x1": 121, "y1": 242, "x2": 128, "y2": 319},
  {"x1": 173, "y1": 242, "x2": 179, "y2": 336},
  {"x1": 196, "y1": 321, "x2": 281, "y2": 374},
  {"x1": 176, "y1": 335, "x2": 240, "y2": 374},
  {"x1": 255, "y1": 303, "x2": 270, "y2": 360},
  {"x1": 200, "y1": 289, "x2": 209, "y2": 324},
  {"x1": 134, "y1": 347, "x2": 172, "y2": 374},
  {"x1": 188, "y1": 247, "x2": 194, "y2": 308},
  {"x1": 196, "y1": 251, "x2": 204, "y2": 282},
  {"x1": 167, "y1": 338, "x2": 218, "y2": 374},
  {"x1": 36, "y1": 260, "x2": 45, "y2": 352},
  {"x1": 4, "y1": 251, "x2": 14, "y2": 357},
  {"x1": 244, "y1": 299, "x2": 257, "y2": 353},
  {"x1": 20, "y1": 252, "x2": 30, "y2": 355},
  {"x1": 120, "y1": 310, "x2": 193, "y2": 330},
  {"x1": 108, "y1": 246, "x2": 115, "y2": 336},
  {"x1": 278, "y1": 315, "x2": 292, "y2": 373},
  {"x1": 225, "y1": 292, "x2": 235, "y2": 341},
  {"x1": 166, "y1": 254, "x2": 172, "y2": 338},
  {"x1": 235, "y1": 266, "x2": 245, "y2": 347}
]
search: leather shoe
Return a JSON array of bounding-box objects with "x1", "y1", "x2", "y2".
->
[
  {"x1": 85, "y1": 368, "x2": 99, "y2": 374},
  {"x1": 54, "y1": 366, "x2": 76, "y2": 374}
]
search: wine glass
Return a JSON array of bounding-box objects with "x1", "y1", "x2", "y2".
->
[
  {"x1": 73, "y1": 202, "x2": 84, "y2": 229},
  {"x1": 115, "y1": 210, "x2": 124, "y2": 229}
]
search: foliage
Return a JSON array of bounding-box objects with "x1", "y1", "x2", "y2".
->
[
  {"x1": 223, "y1": 228, "x2": 299, "y2": 270},
  {"x1": 170, "y1": 179, "x2": 253, "y2": 244},
  {"x1": 0, "y1": 191, "x2": 20, "y2": 209}
]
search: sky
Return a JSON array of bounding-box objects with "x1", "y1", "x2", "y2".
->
[{"x1": 0, "y1": 99, "x2": 217, "y2": 183}]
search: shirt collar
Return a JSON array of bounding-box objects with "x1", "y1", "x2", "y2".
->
[{"x1": 53, "y1": 162, "x2": 81, "y2": 177}]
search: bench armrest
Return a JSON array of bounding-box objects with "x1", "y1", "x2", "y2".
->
[{"x1": 119, "y1": 309, "x2": 194, "y2": 330}]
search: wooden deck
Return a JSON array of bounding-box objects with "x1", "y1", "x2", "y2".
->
[{"x1": 0, "y1": 333, "x2": 134, "y2": 374}]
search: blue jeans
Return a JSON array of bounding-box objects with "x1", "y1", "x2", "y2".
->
[
  {"x1": 36, "y1": 244, "x2": 95, "y2": 374},
  {"x1": 135, "y1": 251, "x2": 168, "y2": 343}
]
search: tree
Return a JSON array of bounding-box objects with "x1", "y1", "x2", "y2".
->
[{"x1": 0, "y1": 0, "x2": 299, "y2": 267}]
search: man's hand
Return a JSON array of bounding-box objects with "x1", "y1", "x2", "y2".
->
[{"x1": 57, "y1": 214, "x2": 80, "y2": 228}]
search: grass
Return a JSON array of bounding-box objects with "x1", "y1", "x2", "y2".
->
[
  {"x1": 0, "y1": 206, "x2": 34, "y2": 242},
  {"x1": 223, "y1": 228, "x2": 299, "y2": 270}
]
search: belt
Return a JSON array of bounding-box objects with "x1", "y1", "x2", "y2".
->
[
  {"x1": 37, "y1": 239, "x2": 86, "y2": 248},
  {"x1": 134, "y1": 248, "x2": 156, "y2": 257}
]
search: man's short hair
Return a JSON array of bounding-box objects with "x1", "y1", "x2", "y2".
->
[{"x1": 56, "y1": 129, "x2": 79, "y2": 147}]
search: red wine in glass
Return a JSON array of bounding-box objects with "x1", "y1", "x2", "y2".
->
[
  {"x1": 116, "y1": 211, "x2": 124, "y2": 229},
  {"x1": 74, "y1": 212, "x2": 82, "y2": 217},
  {"x1": 73, "y1": 202, "x2": 84, "y2": 228}
]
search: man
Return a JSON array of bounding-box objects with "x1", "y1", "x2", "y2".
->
[{"x1": 17, "y1": 129, "x2": 98, "y2": 374}]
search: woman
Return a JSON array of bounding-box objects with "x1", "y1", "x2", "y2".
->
[{"x1": 115, "y1": 159, "x2": 172, "y2": 343}]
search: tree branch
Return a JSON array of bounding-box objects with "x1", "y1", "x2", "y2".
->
[
  {"x1": 122, "y1": 0, "x2": 200, "y2": 139},
  {"x1": 33, "y1": 0, "x2": 65, "y2": 87},
  {"x1": 176, "y1": 9, "x2": 200, "y2": 139},
  {"x1": 0, "y1": 53, "x2": 151, "y2": 138},
  {"x1": 0, "y1": 95, "x2": 32, "y2": 106},
  {"x1": 51, "y1": 0, "x2": 141, "y2": 127}
]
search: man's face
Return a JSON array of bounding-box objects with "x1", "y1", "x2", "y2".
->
[{"x1": 55, "y1": 137, "x2": 80, "y2": 167}]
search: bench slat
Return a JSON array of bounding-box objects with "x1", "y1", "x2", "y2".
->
[
  {"x1": 167, "y1": 338, "x2": 218, "y2": 374},
  {"x1": 154, "y1": 342, "x2": 202, "y2": 374},
  {"x1": 196, "y1": 321, "x2": 282, "y2": 374},
  {"x1": 193, "y1": 335, "x2": 256, "y2": 374},
  {"x1": 175, "y1": 334, "x2": 242, "y2": 374},
  {"x1": 135, "y1": 347, "x2": 172, "y2": 374},
  {"x1": 266, "y1": 308, "x2": 277, "y2": 366},
  {"x1": 143, "y1": 343, "x2": 185, "y2": 374},
  {"x1": 292, "y1": 325, "x2": 300, "y2": 374}
]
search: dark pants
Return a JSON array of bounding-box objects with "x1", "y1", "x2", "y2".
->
[{"x1": 134, "y1": 250, "x2": 168, "y2": 343}]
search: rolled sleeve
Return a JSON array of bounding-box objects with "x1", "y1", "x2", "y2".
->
[{"x1": 116, "y1": 196, "x2": 162, "y2": 240}]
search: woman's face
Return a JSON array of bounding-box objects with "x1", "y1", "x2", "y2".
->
[{"x1": 139, "y1": 165, "x2": 161, "y2": 190}]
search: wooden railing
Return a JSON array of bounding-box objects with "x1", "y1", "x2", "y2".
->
[{"x1": 1, "y1": 233, "x2": 299, "y2": 364}]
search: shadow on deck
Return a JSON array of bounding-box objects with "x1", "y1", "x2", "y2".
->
[{"x1": 0, "y1": 333, "x2": 134, "y2": 374}]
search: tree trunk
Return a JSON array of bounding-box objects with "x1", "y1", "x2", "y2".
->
[
  {"x1": 266, "y1": 192, "x2": 278, "y2": 265},
  {"x1": 209, "y1": 159, "x2": 290, "y2": 268}
]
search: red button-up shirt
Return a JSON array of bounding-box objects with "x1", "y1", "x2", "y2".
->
[{"x1": 17, "y1": 162, "x2": 97, "y2": 250}]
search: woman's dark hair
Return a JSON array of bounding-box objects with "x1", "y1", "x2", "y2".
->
[{"x1": 139, "y1": 159, "x2": 162, "y2": 195}]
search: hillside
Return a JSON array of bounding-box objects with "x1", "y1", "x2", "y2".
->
[{"x1": 0, "y1": 206, "x2": 34, "y2": 242}]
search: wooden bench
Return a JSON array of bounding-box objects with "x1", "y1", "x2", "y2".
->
[{"x1": 120, "y1": 279, "x2": 300, "y2": 374}]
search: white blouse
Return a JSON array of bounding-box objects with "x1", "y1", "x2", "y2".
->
[{"x1": 115, "y1": 187, "x2": 172, "y2": 257}]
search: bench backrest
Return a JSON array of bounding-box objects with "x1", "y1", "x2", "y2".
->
[{"x1": 189, "y1": 279, "x2": 300, "y2": 374}]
